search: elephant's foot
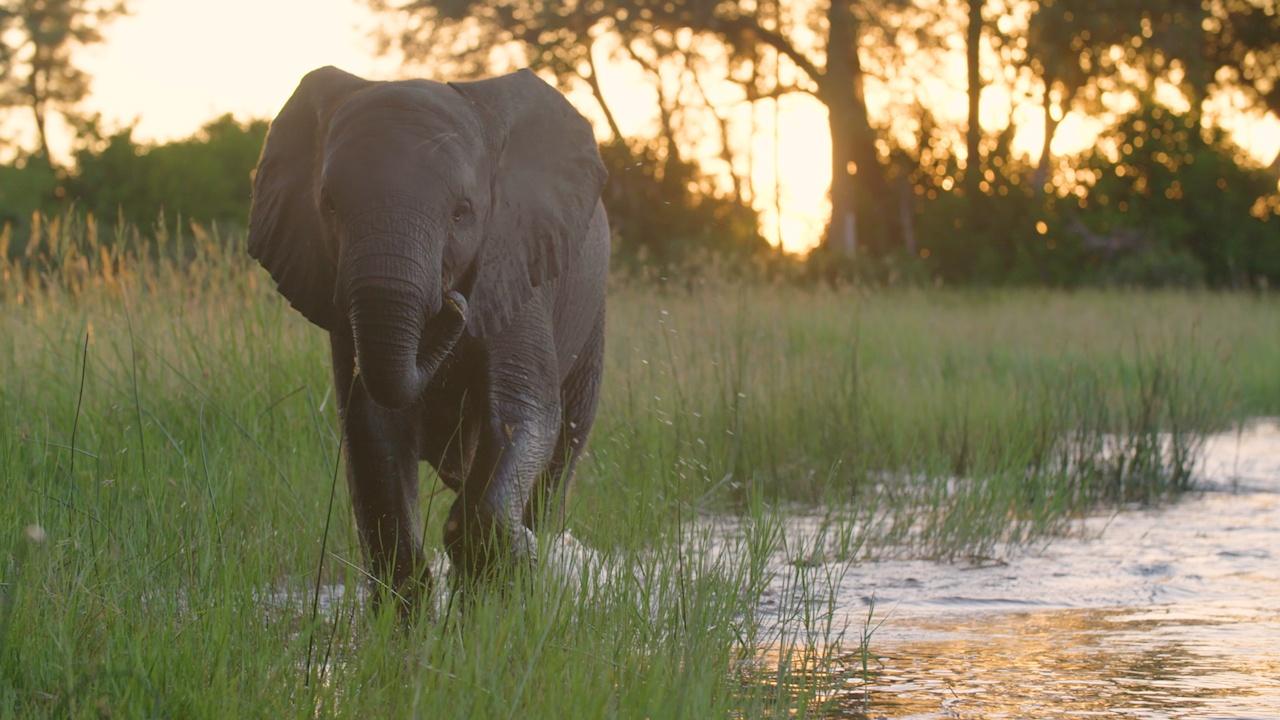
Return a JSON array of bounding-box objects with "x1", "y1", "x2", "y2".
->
[
  {"x1": 443, "y1": 498, "x2": 537, "y2": 593},
  {"x1": 365, "y1": 555, "x2": 435, "y2": 622}
]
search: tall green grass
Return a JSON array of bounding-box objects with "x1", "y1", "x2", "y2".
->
[{"x1": 2, "y1": 215, "x2": 1278, "y2": 717}]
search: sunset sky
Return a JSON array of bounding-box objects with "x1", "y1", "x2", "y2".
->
[{"x1": 18, "y1": 0, "x2": 1280, "y2": 253}]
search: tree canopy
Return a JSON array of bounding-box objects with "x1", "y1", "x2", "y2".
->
[
  {"x1": 0, "y1": 0, "x2": 127, "y2": 162},
  {"x1": 1, "y1": 0, "x2": 1276, "y2": 288}
]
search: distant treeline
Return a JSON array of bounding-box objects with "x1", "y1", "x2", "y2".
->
[
  {"x1": 896, "y1": 102, "x2": 1280, "y2": 289},
  {"x1": 1, "y1": 115, "x2": 267, "y2": 233},
  {"x1": 0, "y1": 113, "x2": 774, "y2": 275},
  {"x1": 0, "y1": 102, "x2": 1277, "y2": 287}
]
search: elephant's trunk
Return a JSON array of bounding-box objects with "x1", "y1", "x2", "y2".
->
[{"x1": 342, "y1": 227, "x2": 468, "y2": 410}]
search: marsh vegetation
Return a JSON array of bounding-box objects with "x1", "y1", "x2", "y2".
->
[{"x1": 2, "y1": 220, "x2": 1279, "y2": 717}]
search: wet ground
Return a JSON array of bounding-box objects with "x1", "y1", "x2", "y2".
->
[{"x1": 756, "y1": 420, "x2": 1280, "y2": 718}]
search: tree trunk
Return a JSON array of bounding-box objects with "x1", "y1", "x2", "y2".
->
[
  {"x1": 746, "y1": 55, "x2": 759, "y2": 206},
  {"x1": 584, "y1": 42, "x2": 625, "y2": 144},
  {"x1": 1186, "y1": 2, "x2": 1211, "y2": 133},
  {"x1": 690, "y1": 66, "x2": 744, "y2": 204},
  {"x1": 28, "y1": 68, "x2": 52, "y2": 162},
  {"x1": 897, "y1": 174, "x2": 916, "y2": 257},
  {"x1": 825, "y1": 95, "x2": 858, "y2": 257},
  {"x1": 1033, "y1": 85, "x2": 1061, "y2": 193},
  {"x1": 965, "y1": 0, "x2": 984, "y2": 217},
  {"x1": 32, "y1": 103, "x2": 52, "y2": 163},
  {"x1": 623, "y1": 41, "x2": 682, "y2": 187},
  {"x1": 772, "y1": 2, "x2": 785, "y2": 250},
  {"x1": 823, "y1": 0, "x2": 891, "y2": 256}
]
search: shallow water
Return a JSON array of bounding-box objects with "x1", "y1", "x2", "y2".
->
[{"x1": 755, "y1": 420, "x2": 1280, "y2": 718}]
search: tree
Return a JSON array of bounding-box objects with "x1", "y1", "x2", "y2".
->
[
  {"x1": 1017, "y1": 0, "x2": 1280, "y2": 187},
  {"x1": 1204, "y1": 0, "x2": 1280, "y2": 120},
  {"x1": 1184, "y1": 0, "x2": 1279, "y2": 154},
  {"x1": 371, "y1": 0, "x2": 901, "y2": 256},
  {"x1": 1019, "y1": 1, "x2": 1150, "y2": 191},
  {"x1": 965, "y1": 0, "x2": 984, "y2": 227},
  {"x1": 1073, "y1": 100, "x2": 1280, "y2": 286},
  {"x1": 0, "y1": 0, "x2": 126, "y2": 163}
]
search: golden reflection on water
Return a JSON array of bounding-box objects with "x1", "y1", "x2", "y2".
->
[{"x1": 750, "y1": 606, "x2": 1280, "y2": 719}]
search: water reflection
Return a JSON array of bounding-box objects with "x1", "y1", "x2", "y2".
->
[
  {"x1": 814, "y1": 606, "x2": 1280, "y2": 718},
  {"x1": 751, "y1": 419, "x2": 1280, "y2": 718}
]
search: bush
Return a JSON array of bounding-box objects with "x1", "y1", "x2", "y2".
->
[
  {"x1": 68, "y1": 114, "x2": 267, "y2": 230},
  {"x1": 1068, "y1": 102, "x2": 1279, "y2": 288},
  {"x1": 599, "y1": 139, "x2": 773, "y2": 274},
  {"x1": 0, "y1": 158, "x2": 59, "y2": 228}
]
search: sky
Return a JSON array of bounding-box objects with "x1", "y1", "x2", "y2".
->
[
  {"x1": 77, "y1": 0, "x2": 394, "y2": 143},
  {"x1": 20, "y1": 0, "x2": 1280, "y2": 253}
]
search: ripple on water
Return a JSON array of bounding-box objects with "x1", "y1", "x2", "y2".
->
[{"x1": 750, "y1": 419, "x2": 1280, "y2": 718}]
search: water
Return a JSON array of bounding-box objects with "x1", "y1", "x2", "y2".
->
[{"x1": 753, "y1": 420, "x2": 1280, "y2": 718}]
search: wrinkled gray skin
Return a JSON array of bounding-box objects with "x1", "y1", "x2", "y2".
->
[{"x1": 247, "y1": 66, "x2": 609, "y2": 610}]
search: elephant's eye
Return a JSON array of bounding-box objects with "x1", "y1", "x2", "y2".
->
[
  {"x1": 451, "y1": 200, "x2": 472, "y2": 224},
  {"x1": 321, "y1": 193, "x2": 337, "y2": 216}
]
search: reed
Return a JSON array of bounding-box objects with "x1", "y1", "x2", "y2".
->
[{"x1": 2, "y1": 214, "x2": 1276, "y2": 717}]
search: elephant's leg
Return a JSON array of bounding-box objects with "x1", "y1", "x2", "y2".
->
[
  {"x1": 444, "y1": 320, "x2": 562, "y2": 583},
  {"x1": 331, "y1": 334, "x2": 430, "y2": 612},
  {"x1": 525, "y1": 309, "x2": 605, "y2": 533}
]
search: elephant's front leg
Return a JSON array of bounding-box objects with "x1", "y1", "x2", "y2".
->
[
  {"x1": 444, "y1": 335, "x2": 561, "y2": 584},
  {"x1": 331, "y1": 334, "x2": 430, "y2": 611}
]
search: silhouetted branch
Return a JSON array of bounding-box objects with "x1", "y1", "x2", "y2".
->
[
  {"x1": 583, "y1": 37, "x2": 625, "y2": 143},
  {"x1": 703, "y1": 13, "x2": 825, "y2": 86}
]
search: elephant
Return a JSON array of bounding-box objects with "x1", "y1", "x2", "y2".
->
[{"x1": 247, "y1": 66, "x2": 609, "y2": 609}]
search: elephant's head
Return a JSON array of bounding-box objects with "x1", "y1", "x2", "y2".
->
[{"x1": 248, "y1": 67, "x2": 606, "y2": 410}]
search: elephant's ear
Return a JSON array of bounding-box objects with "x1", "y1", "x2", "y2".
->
[
  {"x1": 450, "y1": 69, "x2": 607, "y2": 337},
  {"x1": 248, "y1": 66, "x2": 370, "y2": 330}
]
